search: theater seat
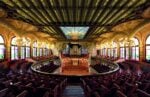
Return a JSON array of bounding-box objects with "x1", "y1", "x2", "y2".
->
[
  {"x1": 16, "y1": 90, "x2": 28, "y2": 97},
  {"x1": 0, "y1": 88, "x2": 8, "y2": 97},
  {"x1": 93, "y1": 92, "x2": 101, "y2": 97},
  {"x1": 137, "y1": 89, "x2": 150, "y2": 97},
  {"x1": 117, "y1": 90, "x2": 127, "y2": 97},
  {"x1": 43, "y1": 91, "x2": 49, "y2": 97}
]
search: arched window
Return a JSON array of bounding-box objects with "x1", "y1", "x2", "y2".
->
[
  {"x1": 0, "y1": 35, "x2": 5, "y2": 59},
  {"x1": 131, "y1": 38, "x2": 139, "y2": 60},
  {"x1": 33, "y1": 41, "x2": 37, "y2": 57},
  {"x1": 20, "y1": 38, "x2": 30, "y2": 59},
  {"x1": 101, "y1": 48, "x2": 104, "y2": 56},
  {"x1": 125, "y1": 42, "x2": 129, "y2": 60},
  {"x1": 45, "y1": 45, "x2": 49, "y2": 56},
  {"x1": 102, "y1": 48, "x2": 107, "y2": 56},
  {"x1": 120, "y1": 43, "x2": 125, "y2": 58},
  {"x1": 39, "y1": 48, "x2": 42, "y2": 56},
  {"x1": 46, "y1": 44, "x2": 50, "y2": 56},
  {"x1": 112, "y1": 42, "x2": 117, "y2": 58},
  {"x1": 20, "y1": 44, "x2": 25, "y2": 59},
  {"x1": 146, "y1": 35, "x2": 150, "y2": 61},
  {"x1": 43, "y1": 43, "x2": 47, "y2": 56},
  {"x1": 125, "y1": 47, "x2": 129, "y2": 60},
  {"x1": 11, "y1": 37, "x2": 18, "y2": 60},
  {"x1": 107, "y1": 48, "x2": 111, "y2": 57},
  {"x1": 111, "y1": 48, "x2": 113, "y2": 57}
]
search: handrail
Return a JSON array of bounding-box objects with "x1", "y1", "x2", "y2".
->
[{"x1": 31, "y1": 57, "x2": 120, "y2": 76}]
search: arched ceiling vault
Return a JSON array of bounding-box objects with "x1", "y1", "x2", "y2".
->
[
  {"x1": 0, "y1": 18, "x2": 55, "y2": 43},
  {"x1": 96, "y1": 19, "x2": 150, "y2": 43},
  {"x1": 0, "y1": 0, "x2": 149, "y2": 42}
]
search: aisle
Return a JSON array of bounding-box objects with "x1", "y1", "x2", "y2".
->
[{"x1": 62, "y1": 85, "x2": 85, "y2": 97}]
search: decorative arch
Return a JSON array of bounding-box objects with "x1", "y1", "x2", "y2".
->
[{"x1": 146, "y1": 35, "x2": 150, "y2": 44}]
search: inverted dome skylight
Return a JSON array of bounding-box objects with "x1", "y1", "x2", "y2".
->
[{"x1": 60, "y1": 27, "x2": 89, "y2": 40}]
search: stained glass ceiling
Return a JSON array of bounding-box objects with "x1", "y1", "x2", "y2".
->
[{"x1": 60, "y1": 27, "x2": 89, "y2": 40}]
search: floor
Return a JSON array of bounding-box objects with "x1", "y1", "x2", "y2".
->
[{"x1": 62, "y1": 85, "x2": 85, "y2": 97}]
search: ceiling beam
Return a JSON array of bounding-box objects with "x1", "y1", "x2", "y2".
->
[
  {"x1": 9, "y1": 6, "x2": 143, "y2": 10},
  {"x1": 35, "y1": 22, "x2": 117, "y2": 26}
]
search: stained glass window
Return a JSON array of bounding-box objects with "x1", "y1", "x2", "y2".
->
[
  {"x1": 113, "y1": 42, "x2": 117, "y2": 58},
  {"x1": 131, "y1": 38, "x2": 139, "y2": 60},
  {"x1": 20, "y1": 38, "x2": 30, "y2": 59},
  {"x1": 125, "y1": 47, "x2": 129, "y2": 60},
  {"x1": 33, "y1": 41, "x2": 37, "y2": 57},
  {"x1": 111, "y1": 48, "x2": 113, "y2": 57},
  {"x1": 0, "y1": 35, "x2": 5, "y2": 59},
  {"x1": 0, "y1": 45, "x2": 5, "y2": 59},
  {"x1": 21, "y1": 47, "x2": 25, "y2": 59},
  {"x1": 108, "y1": 48, "x2": 111, "y2": 57},
  {"x1": 11, "y1": 37, "x2": 18, "y2": 60},
  {"x1": 40, "y1": 48, "x2": 42, "y2": 56},
  {"x1": 114, "y1": 48, "x2": 117, "y2": 58},
  {"x1": 146, "y1": 36, "x2": 150, "y2": 61},
  {"x1": 120, "y1": 47, "x2": 125, "y2": 58},
  {"x1": 37, "y1": 48, "x2": 39, "y2": 56},
  {"x1": 26, "y1": 47, "x2": 30, "y2": 58}
]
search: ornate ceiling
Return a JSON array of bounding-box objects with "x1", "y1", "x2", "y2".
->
[{"x1": 0, "y1": 0, "x2": 150, "y2": 42}]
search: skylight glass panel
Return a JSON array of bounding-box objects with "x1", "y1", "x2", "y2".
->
[{"x1": 60, "y1": 27, "x2": 89, "y2": 39}]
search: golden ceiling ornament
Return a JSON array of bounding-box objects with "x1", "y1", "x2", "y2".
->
[
  {"x1": 15, "y1": 37, "x2": 31, "y2": 46},
  {"x1": 110, "y1": 42, "x2": 116, "y2": 48},
  {"x1": 6, "y1": 19, "x2": 38, "y2": 32},
  {"x1": 0, "y1": 8, "x2": 7, "y2": 17},
  {"x1": 112, "y1": 19, "x2": 143, "y2": 32},
  {"x1": 142, "y1": 7, "x2": 150, "y2": 18}
]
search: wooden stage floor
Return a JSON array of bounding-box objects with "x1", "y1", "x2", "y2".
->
[
  {"x1": 53, "y1": 67, "x2": 98, "y2": 76},
  {"x1": 53, "y1": 57, "x2": 98, "y2": 76}
]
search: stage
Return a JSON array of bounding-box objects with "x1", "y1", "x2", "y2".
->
[
  {"x1": 53, "y1": 66, "x2": 98, "y2": 76},
  {"x1": 55, "y1": 56, "x2": 97, "y2": 76},
  {"x1": 31, "y1": 53, "x2": 119, "y2": 76}
]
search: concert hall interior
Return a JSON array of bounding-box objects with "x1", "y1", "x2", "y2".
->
[{"x1": 0, "y1": 0, "x2": 150, "y2": 97}]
